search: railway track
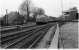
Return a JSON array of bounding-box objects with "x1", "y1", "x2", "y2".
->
[
  {"x1": 28, "y1": 27, "x2": 50, "y2": 48},
  {"x1": 0, "y1": 23, "x2": 36, "y2": 34},
  {"x1": 1, "y1": 24, "x2": 49, "y2": 42},
  {"x1": 0, "y1": 23, "x2": 56, "y2": 49},
  {"x1": 0, "y1": 23, "x2": 36, "y2": 29},
  {"x1": 0, "y1": 24, "x2": 52, "y2": 38}
]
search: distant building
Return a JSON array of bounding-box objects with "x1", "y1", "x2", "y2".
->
[
  {"x1": 2, "y1": 12, "x2": 25, "y2": 25},
  {"x1": 62, "y1": 7, "x2": 78, "y2": 20}
]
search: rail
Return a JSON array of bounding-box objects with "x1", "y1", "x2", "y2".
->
[
  {"x1": 1, "y1": 23, "x2": 54, "y2": 48},
  {"x1": 0, "y1": 23, "x2": 36, "y2": 32}
]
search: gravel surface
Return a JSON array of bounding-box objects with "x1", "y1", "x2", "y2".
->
[{"x1": 59, "y1": 22, "x2": 78, "y2": 48}]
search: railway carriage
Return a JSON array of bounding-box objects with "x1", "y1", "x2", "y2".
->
[{"x1": 36, "y1": 15, "x2": 48, "y2": 24}]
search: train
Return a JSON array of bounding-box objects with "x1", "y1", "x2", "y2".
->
[
  {"x1": 36, "y1": 15, "x2": 48, "y2": 24},
  {"x1": 36, "y1": 15, "x2": 57, "y2": 24}
]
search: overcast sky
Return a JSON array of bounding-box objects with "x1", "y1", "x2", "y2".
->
[{"x1": 0, "y1": 0, "x2": 79, "y2": 17}]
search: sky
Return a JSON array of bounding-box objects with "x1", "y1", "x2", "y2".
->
[{"x1": 0, "y1": 0, "x2": 79, "y2": 17}]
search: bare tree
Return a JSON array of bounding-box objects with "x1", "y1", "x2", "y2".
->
[
  {"x1": 19, "y1": 0, "x2": 32, "y2": 21},
  {"x1": 32, "y1": 8, "x2": 45, "y2": 21},
  {"x1": 19, "y1": 0, "x2": 45, "y2": 22},
  {"x1": 37, "y1": 8, "x2": 45, "y2": 15}
]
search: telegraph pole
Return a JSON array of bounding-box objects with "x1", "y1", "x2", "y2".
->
[
  {"x1": 58, "y1": 0, "x2": 64, "y2": 48},
  {"x1": 5, "y1": 9, "x2": 8, "y2": 26},
  {"x1": 26, "y1": 0, "x2": 30, "y2": 21},
  {"x1": 61, "y1": 0, "x2": 64, "y2": 48}
]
